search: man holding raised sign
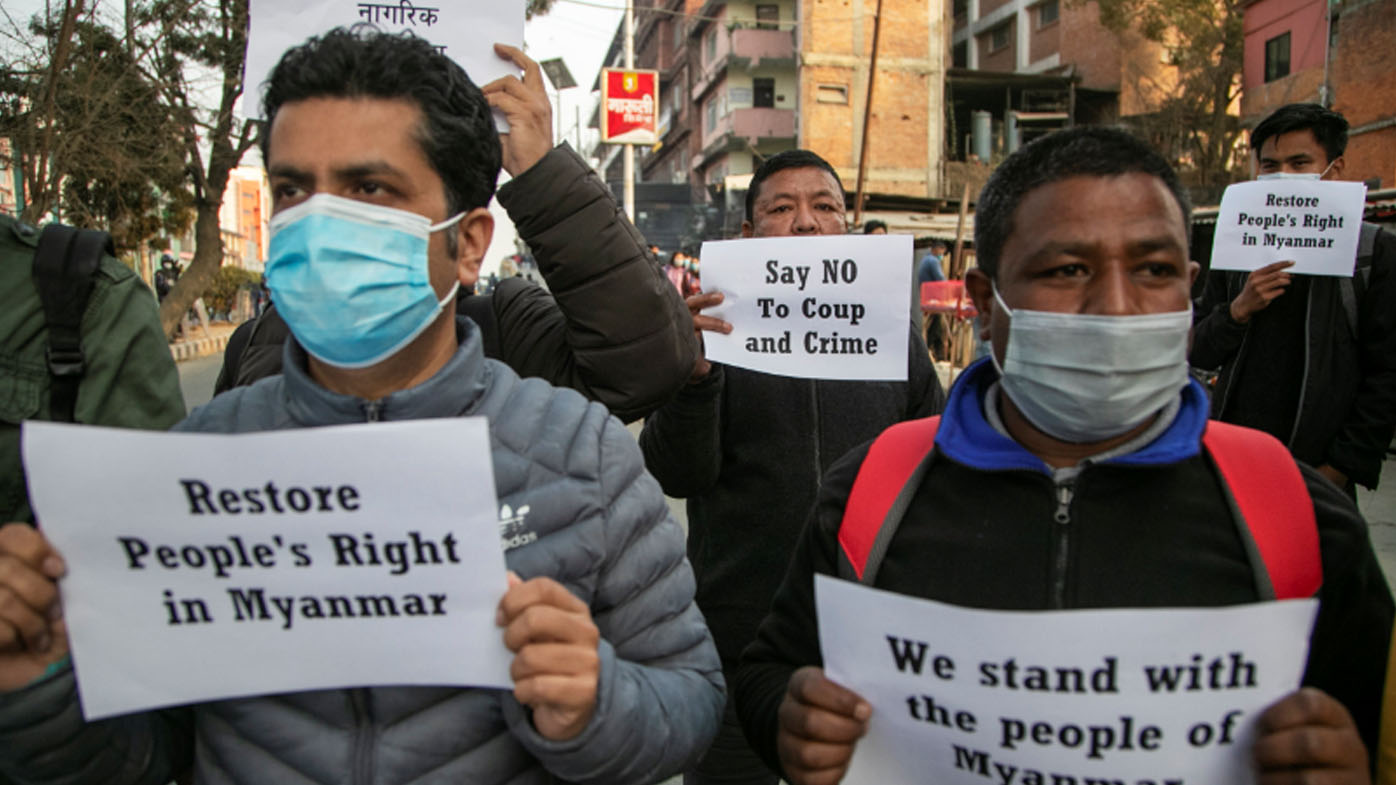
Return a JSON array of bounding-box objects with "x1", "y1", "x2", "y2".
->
[
  {"x1": 734, "y1": 128, "x2": 1392, "y2": 784},
  {"x1": 640, "y1": 149, "x2": 945, "y2": 785},
  {"x1": 1192, "y1": 103, "x2": 1396, "y2": 499},
  {"x1": 0, "y1": 29, "x2": 722, "y2": 785}
]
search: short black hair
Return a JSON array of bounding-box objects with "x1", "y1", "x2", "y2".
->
[
  {"x1": 745, "y1": 149, "x2": 845, "y2": 222},
  {"x1": 261, "y1": 27, "x2": 501, "y2": 217},
  {"x1": 973, "y1": 127, "x2": 1190, "y2": 280},
  {"x1": 863, "y1": 220, "x2": 888, "y2": 234},
  {"x1": 1251, "y1": 103, "x2": 1349, "y2": 164}
]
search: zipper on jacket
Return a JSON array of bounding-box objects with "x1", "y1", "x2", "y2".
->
[
  {"x1": 363, "y1": 400, "x2": 382, "y2": 423},
  {"x1": 1050, "y1": 480, "x2": 1075, "y2": 609},
  {"x1": 350, "y1": 689, "x2": 375, "y2": 784}
]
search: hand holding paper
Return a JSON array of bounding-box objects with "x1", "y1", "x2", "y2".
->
[
  {"x1": 0, "y1": 522, "x2": 68, "y2": 691},
  {"x1": 778, "y1": 666, "x2": 871, "y2": 785},
  {"x1": 1253, "y1": 688, "x2": 1371, "y2": 784},
  {"x1": 1229, "y1": 261, "x2": 1295, "y2": 323},
  {"x1": 498, "y1": 573, "x2": 601, "y2": 740},
  {"x1": 687, "y1": 291, "x2": 733, "y2": 382},
  {"x1": 483, "y1": 45, "x2": 554, "y2": 176}
]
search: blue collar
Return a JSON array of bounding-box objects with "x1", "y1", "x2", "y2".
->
[{"x1": 935, "y1": 358, "x2": 1209, "y2": 474}]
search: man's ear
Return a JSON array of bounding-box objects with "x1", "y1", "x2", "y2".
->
[
  {"x1": 740, "y1": 220, "x2": 754, "y2": 238},
  {"x1": 964, "y1": 268, "x2": 995, "y2": 339},
  {"x1": 454, "y1": 207, "x2": 494, "y2": 290},
  {"x1": 1187, "y1": 260, "x2": 1201, "y2": 291},
  {"x1": 1325, "y1": 155, "x2": 1346, "y2": 180}
]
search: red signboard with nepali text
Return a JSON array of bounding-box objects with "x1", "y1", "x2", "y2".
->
[{"x1": 602, "y1": 68, "x2": 658, "y2": 145}]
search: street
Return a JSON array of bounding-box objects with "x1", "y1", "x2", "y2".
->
[{"x1": 177, "y1": 353, "x2": 224, "y2": 412}]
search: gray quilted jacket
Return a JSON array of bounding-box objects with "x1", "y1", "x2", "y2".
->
[{"x1": 0, "y1": 320, "x2": 724, "y2": 785}]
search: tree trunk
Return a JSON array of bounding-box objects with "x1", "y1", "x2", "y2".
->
[{"x1": 158, "y1": 198, "x2": 223, "y2": 337}]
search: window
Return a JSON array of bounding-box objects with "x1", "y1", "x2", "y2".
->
[
  {"x1": 816, "y1": 83, "x2": 849, "y2": 104},
  {"x1": 673, "y1": 18, "x2": 685, "y2": 51},
  {"x1": 754, "y1": 77, "x2": 775, "y2": 108},
  {"x1": 706, "y1": 98, "x2": 718, "y2": 132},
  {"x1": 1038, "y1": 0, "x2": 1058, "y2": 26},
  {"x1": 706, "y1": 28, "x2": 718, "y2": 61},
  {"x1": 989, "y1": 22, "x2": 1011, "y2": 52},
  {"x1": 756, "y1": 4, "x2": 779, "y2": 29},
  {"x1": 953, "y1": 0, "x2": 968, "y2": 19},
  {"x1": 953, "y1": 41, "x2": 968, "y2": 68},
  {"x1": 1264, "y1": 32, "x2": 1291, "y2": 82}
]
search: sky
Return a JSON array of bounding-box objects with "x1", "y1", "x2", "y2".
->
[{"x1": 2, "y1": 0, "x2": 627, "y2": 276}]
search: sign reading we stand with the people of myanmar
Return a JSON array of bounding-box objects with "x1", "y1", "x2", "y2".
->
[
  {"x1": 817, "y1": 576, "x2": 1319, "y2": 785},
  {"x1": 22, "y1": 420, "x2": 512, "y2": 721},
  {"x1": 699, "y1": 234, "x2": 913, "y2": 381}
]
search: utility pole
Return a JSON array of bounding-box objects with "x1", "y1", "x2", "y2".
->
[
  {"x1": 852, "y1": 0, "x2": 885, "y2": 227},
  {"x1": 623, "y1": 0, "x2": 636, "y2": 223}
]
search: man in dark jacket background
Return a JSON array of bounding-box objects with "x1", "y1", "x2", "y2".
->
[
  {"x1": 1191, "y1": 103, "x2": 1396, "y2": 497},
  {"x1": 214, "y1": 44, "x2": 696, "y2": 424},
  {"x1": 640, "y1": 149, "x2": 945, "y2": 785}
]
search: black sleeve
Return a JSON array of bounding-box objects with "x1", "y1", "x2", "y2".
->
[
  {"x1": 637, "y1": 366, "x2": 724, "y2": 499},
  {"x1": 495, "y1": 144, "x2": 698, "y2": 423},
  {"x1": 1325, "y1": 230, "x2": 1396, "y2": 488},
  {"x1": 733, "y1": 442, "x2": 871, "y2": 778},
  {"x1": 1189, "y1": 270, "x2": 1248, "y2": 372},
  {"x1": 1298, "y1": 464, "x2": 1395, "y2": 765},
  {"x1": 212, "y1": 318, "x2": 257, "y2": 396}
]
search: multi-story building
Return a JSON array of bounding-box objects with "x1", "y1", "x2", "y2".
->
[
  {"x1": 1240, "y1": 0, "x2": 1395, "y2": 187},
  {"x1": 0, "y1": 140, "x2": 18, "y2": 217},
  {"x1": 219, "y1": 166, "x2": 270, "y2": 271}
]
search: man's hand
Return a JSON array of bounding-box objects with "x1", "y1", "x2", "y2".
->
[
  {"x1": 1253, "y1": 688, "x2": 1370, "y2": 784},
  {"x1": 0, "y1": 523, "x2": 68, "y2": 692},
  {"x1": 1316, "y1": 464, "x2": 1350, "y2": 491},
  {"x1": 1230, "y1": 261, "x2": 1295, "y2": 323},
  {"x1": 777, "y1": 666, "x2": 871, "y2": 785},
  {"x1": 687, "y1": 291, "x2": 733, "y2": 382},
  {"x1": 497, "y1": 572, "x2": 600, "y2": 741},
  {"x1": 482, "y1": 44, "x2": 554, "y2": 177}
]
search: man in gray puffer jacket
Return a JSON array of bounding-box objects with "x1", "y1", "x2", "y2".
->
[{"x1": 0, "y1": 28, "x2": 722, "y2": 785}]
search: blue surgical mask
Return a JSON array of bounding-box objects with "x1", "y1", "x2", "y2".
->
[{"x1": 267, "y1": 194, "x2": 463, "y2": 369}]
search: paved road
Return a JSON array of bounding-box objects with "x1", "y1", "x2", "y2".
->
[{"x1": 177, "y1": 353, "x2": 223, "y2": 412}]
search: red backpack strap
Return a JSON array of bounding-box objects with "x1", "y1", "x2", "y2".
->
[
  {"x1": 1203, "y1": 421, "x2": 1322, "y2": 599},
  {"x1": 838, "y1": 416, "x2": 941, "y2": 583}
]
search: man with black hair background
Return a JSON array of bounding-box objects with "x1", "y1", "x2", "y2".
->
[
  {"x1": 1191, "y1": 103, "x2": 1396, "y2": 499},
  {"x1": 640, "y1": 149, "x2": 945, "y2": 785}
]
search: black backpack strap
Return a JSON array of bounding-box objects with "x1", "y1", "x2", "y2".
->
[
  {"x1": 32, "y1": 225, "x2": 112, "y2": 423},
  {"x1": 1340, "y1": 223, "x2": 1385, "y2": 340},
  {"x1": 457, "y1": 292, "x2": 501, "y2": 360}
]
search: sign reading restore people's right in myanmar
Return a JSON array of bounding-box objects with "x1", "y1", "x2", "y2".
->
[
  {"x1": 699, "y1": 234, "x2": 912, "y2": 381},
  {"x1": 1210, "y1": 179, "x2": 1366, "y2": 276},
  {"x1": 22, "y1": 420, "x2": 511, "y2": 721},
  {"x1": 816, "y1": 576, "x2": 1318, "y2": 785}
]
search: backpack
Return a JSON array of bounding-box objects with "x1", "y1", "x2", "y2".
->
[
  {"x1": 32, "y1": 224, "x2": 115, "y2": 423},
  {"x1": 837, "y1": 416, "x2": 1322, "y2": 600}
]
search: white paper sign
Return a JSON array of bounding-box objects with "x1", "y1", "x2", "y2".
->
[
  {"x1": 244, "y1": 0, "x2": 525, "y2": 125},
  {"x1": 816, "y1": 575, "x2": 1318, "y2": 785},
  {"x1": 23, "y1": 420, "x2": 511, "y2": 721},
  {"x1": 1210, "y1": 180, "x2": 1366, "y2": 276},
  {"x1": 699, "y1": 235, "x2": 912, "y2": 381}
]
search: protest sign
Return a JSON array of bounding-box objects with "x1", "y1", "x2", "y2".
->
[
  {"x1": 699, "y1": 234, "x2": 912, "y2": 381},
  {"x1": 243, "y1": 0, "x2": 525, "y2": 126},
  {"x1": 816, "y1": 575, "x2": 1318, "y2": 785},
  {"x1": 1210, "y1": 179, "x2": 1366, "y2": 276},
  {"x1": 22, "y1": 420, "x2": 511, "y2": 721}
]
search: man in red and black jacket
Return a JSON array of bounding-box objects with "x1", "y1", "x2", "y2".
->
[{"x1": 734, "y1": 128, "x2": 1393, "y2": 785}]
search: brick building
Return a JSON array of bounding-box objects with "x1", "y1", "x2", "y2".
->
[{"x1": 1239, "y1": 0, "x2": 1396, "y2": 187}]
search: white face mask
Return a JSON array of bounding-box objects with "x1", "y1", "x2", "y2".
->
[{"x1": 990, "y1": 284, "x2": 1192, "y2": 443}]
